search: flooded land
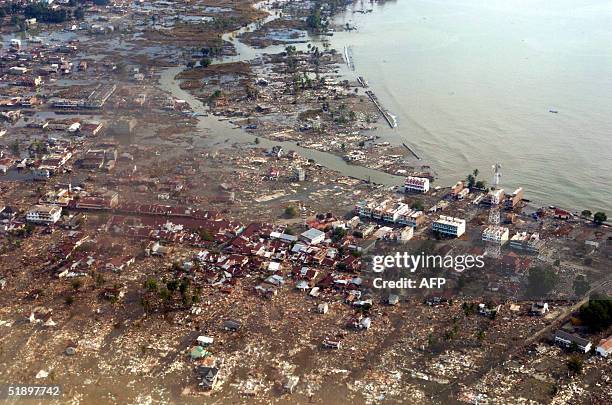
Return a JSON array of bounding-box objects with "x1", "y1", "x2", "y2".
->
[{"x1": 0, "y1": 1, "x2": 611, "y2": 404}]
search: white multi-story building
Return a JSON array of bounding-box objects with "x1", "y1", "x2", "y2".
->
[
  {"x1": 396, "y1": 209, "x2": 425, "y2": 228},
  {"x1": 354, "y1": 200, "x2": 376, "y2": 218},
  {"x1": 482, "y1": 188, "x2": 505, "y2": 205},
  {"x1": 356, "y1": 199, "x2": 427, "y2": 228},
  {"x1": 509, "y1": 232, "x2": 544, "y2": 253},
  {"x1": 382, "y1": 203, "x2": 410, "y2": 223},
  {"x1": 456, "y1": 188, "x2": 470, "y2": 200},
  {"x1": 482, "y1": 225, "x2": 510, "y2": 245},
  {"x1": 432, "y1": 215, "x2": 466, "y2": 237},
  {"x1": 26, "y1": 204, "x2": 62, "y2": 224},
  {"x1": 404, "y1": 176, "x2": 430, "y2": 193},
  {"x1": 371, "y1": 199, "x2": 392, "y2": 220}
]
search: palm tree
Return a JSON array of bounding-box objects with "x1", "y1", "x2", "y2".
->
[
  {"x1": 466, "y1": 174, "x2": 475, "y2": 188},
  {"x1": 473, "y1": 169, "x2": 479, "y2": 178},
  {"x1": 593, "y1": 212, "x2": 607, "y2": 225}
]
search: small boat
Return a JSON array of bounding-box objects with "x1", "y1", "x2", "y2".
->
[{"x1": 549, "y1": 109, "x2": 558, "y2": 114}]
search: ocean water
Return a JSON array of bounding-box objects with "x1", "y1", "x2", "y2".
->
[{"x1": 331, "y1": 0, "x2": 612, "y2": 212}]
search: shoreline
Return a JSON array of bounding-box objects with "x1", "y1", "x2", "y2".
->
[
  {"x1": 160, "y1": 0, "x2": 599, "y2": 216},
  {"x1": 324, "y1": 1, "x2": 612, "y2": 214}
]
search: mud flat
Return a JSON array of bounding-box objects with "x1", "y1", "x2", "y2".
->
[{"x1": 158, "y1": 68, "x2": 404, "y2": 188}]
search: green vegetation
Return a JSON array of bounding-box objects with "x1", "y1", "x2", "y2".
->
[
  {"x1": 581, "y1": 210, "x2": 592, "y2": 218},
  {"x1": 593, "y1": 211, "x2": 607, "y2": 225},
  {"x1": 566, "y1": 355, "x2": 583, "y2": 374},
  {"x1": 410, "y1": 200, "x2": 425, "y2": 211},
  {"x1": 573, "y1": 275, "x2": 590, "y2": 297},
  {"x1": 305, "y1": 0, "x2": 348, "y2": 32},
  {"x1": 330, "y1": 103, "x2": 356, "y2": 124},
  {"x1": 166, "y1": 279, "x2": 179, "y2": 292},
  {"x1": 331, "y1": 227, "x2": 347, "y2": 242},
  {"x1": 526, "y1": 266, "x2": 558, "y2": 297},
  {"x1": 94, "y1": 273, "x2": 106, "y2": 287},
  {"x1": 306, "y1": 6, "x2": 324, "y2": 32},
  {"x1": 207, "y1": 16, "x2": 241, "y2": 31},
  {"x1": 144, "y1": 278, "x2": 158, "y2": 292},
  {"x1": 24, "y1": 3, "x2": 69, "y2": 23},
  {"x1": 200, "y1": 57, "x2": 212, "y2": 68},
  {"x1": 284, "y1": 206, "x2": 298, "y2": 218},
  {"x1": 74, "y1": 7, "x2": 85, "y2": 20},
  {"x1": 209, "y1": 89, "x2": 222, "y2": 101},
  {"x1": 578, "y1": 294, "x2": 612, "y2": 332},
  {"x1": 462, "y1": 302, "x2": 478, "y2": 316},
  {"x1": 465, "y1": 169, "x2": 487, "y2": 189},
  {"x1": 71, "y1": 279, "x2": 83, "y2": 291},
  {"x1": 285, "y1": 45, "x2": 298, "y2": 73},
  {"x1": 198, "y1": 229, "x2": 214, "y2": 242},
  {"x1": 466, "y1": 170, "x2": 477, "y2": 188},
  {"x1": 201, "y1": 42, "x2": 223, "y2": 58},
  {"x1": 9, "y1": 140, "x2": 19, "y2": 156}
]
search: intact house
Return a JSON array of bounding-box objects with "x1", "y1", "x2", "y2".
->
[
  {"x1": 299, "y1": 228, "x2": 326, "y2": 245},
  {"x1": 26, "y1": 204, "x2": 62, "y2": 224},
  {"x1": 432, "y1": 215, "x2": 466, "y2": 238},
  {"x1": 554, "y1": 330, "x2": 592, "y2": 353}
]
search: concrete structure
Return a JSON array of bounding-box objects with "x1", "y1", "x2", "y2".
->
[
  {"x1": 456, "y1": 188, "x2": 470, "y2": 200},
  {"x1": 381, "y1": 202, "x2": 410, "y2": 223},
  {"x1": 509, "y1": 232, "x2": 545, "y2": 254},
  {"x1": 482, "y1": 225, "x2": 509, "y2": 245},
  {"x1": 554, "y1": 208, "x2": 571, "y2": 219},
  {"x1": 396, "y1": 209, "x2": 425, "y2": 228},
  {"x1": 450, "y1": 181, "x2": 464, "y2": 197},
  {"x1": 32, "y1": 167, "x2": 51, "y2": 180},
  {"x1": 371, "y1": 199, "x2": 392, "y2": 220},
  {"x1": 10, "y1": 39, "x2": 21, "y2": 50},
  {"x1": 354, "y1": 200, "x2": 376, "y2": 218},
  {"x1": 355, "y1": 199, "x2": 424, "y2": 228},
  {"x1": 404, "y1": 176, "x2": 430, "y2": 193},
  {"x1": 293, "y1": 166, "x2": 306, "y2": 181},
  {"x1": 299, "y1": 228, "x2": 325, "y2": 245},
  {"x1": 504, "y1": 187, "x2": 524, "y2": 209},
  {"x1": 398, "y1": 226, "x2": 414, "y2": 241},
  {"x1": 26, "y1": 204, "x2": 62, "y2": 224},
  {"x1": 596, "y1": 336, "x2": 612, "y2": 357},
  {"x1": 432, "y1": 215, "x2": 466, "y2": 237},
  {"x1": 482, "y1": 188, "x2": 505, "y2": 205},
  {"x1": 529, "y1": 302, "x2": 549, "y2": 316},
  {"x1": 554, "y1": 330, "x2": 592, "y2": 353}
]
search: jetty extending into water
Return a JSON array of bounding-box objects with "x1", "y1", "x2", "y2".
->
[
  {"x1": 403, "y1": 142, "x2": 421, "y2": 160},
  {"x1": 365, "y1": 90, "x2": 397, "y2": 128},
  {"x1": 343, "y1": 46, "x2": 355, "y2": 71}
]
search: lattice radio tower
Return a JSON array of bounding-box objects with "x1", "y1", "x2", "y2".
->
[{"x1": 486, "y1": 163, "x2": 502, "y2": 258}]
